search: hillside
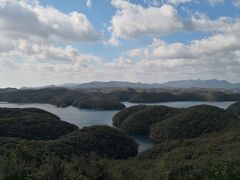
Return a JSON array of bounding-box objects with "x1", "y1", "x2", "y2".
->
[
  {"x1": 107, "y1": 127, "x2": 240, "y2": 180},
  {"x1": 0, "y1": 88, "x2": 126, "y2": 110},
  {"x1": 0, "y1": 108, "x2": 78, "y2": 140},
  {"x1": 113, "y1": 105, "x2": 182, "y2": 134},
  {"x1": 107, "y1": 104, "x2": 240, "y2": 179},
  {"x1": 1, "y1": 88, "x2": 240, "y2": 111},
  {"x1": 150, "y1": 105, "x2": 239, "y2": 142},
  {"x1": 227, "y1": 101, "x2": 240, "y2": 116},
  {"x1": 50, "y1": 125, "x2": 138, "y2": 159},
  {"x1": 113, "y1": 104, "x2": 240, "y2": 142},
  {"x1": 0, "y1": 105, "x2": 239, "y2": 179}
]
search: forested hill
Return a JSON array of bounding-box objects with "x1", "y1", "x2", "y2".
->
[
  {"x1": 1, "y1": 87, "x2": 240, "y2": 110},
  {"x1": 60, "y1": 79, "x2": 240, "y2": 90},
  {"x1": 0, "y1": 103, "x2": 239, "y2": 179}
]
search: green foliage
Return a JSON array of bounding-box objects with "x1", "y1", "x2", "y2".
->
[
  {"x1": 129, "y1": 92, "x2": 179, "y2": 103},
  {"x1": 0, "y1": 126, "x2": 138, "y2": 160},
  {"x1": 0, "y1": 88, "x2": 125, "y2": 110},
  {"x1": 227, "y1": 101, "x2": 240, "y2": 116},
  {"x1": 0, "y1": 104, "x2": 240, "y2": 179},
  {"x1": 112, "y1": 105, "x2": 146, "y2": 127},
  {"x1": 50, "y1": 125, "x2": 138, "y2": 159},
  {"x1": 150, "y1": 105, "x2": 239, "y2": 142},
  {"x1": 106, "y1": 104, "x2": 240, "y2": 179},
  {"x1": 1, "y1": 88, "x2": 240, "y2": 110},
  {"x1": 113, "y1": 106, "x2": 182, "y2": 134},
  {"x1": 0, "y1": 153, "x2": 108, "y2": 180},
  {"x1": 0, "y1": 108, "x2": 78, "y2": 140},
  {"x1": 107, "y1": 126, "x2": 240, "y2": 180},
  {"x1": 209, "y1": 161, "x2": 240, "y2": 180},
  {"x1": 75, "y1": 98, "x2": 125, "y2": 110}
]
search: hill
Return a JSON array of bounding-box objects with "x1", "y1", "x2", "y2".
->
[
  {"x1": 59, "y1": 79, "x2": 240, "y2": 90},
  {"x1": 1, "y1": 88, "x2": 240, "y2": 110},
  {"x1": 50, "y1": 125, "x2": 138, "y2": 159},
  {"x1": 0, "y1": 88, "x2": 126, "y2": 110},
  {"x1": 0, "y1": 108, "x2": 78, "y2": 140},
  {"x1": 0, "y1": 105, "x2": 239, "y2": 179},
  {"x1": 0, "y1": 125, "x2": 138, "y2": 159},
  {"x1": 160, "y1": 79, "x2": 239, "y2": 89},
  {"x1": 150, "y1": 105, "x2": 239, "y2": 142},
  {"x1": 113, "y1": 105, "x2": 182, "y2": 134},
  {"x1": 107, "y1": 127, "x2": 240, "y2": 180},
  {"x1": 227, "y1": 101, "x2": 240, "y2": 116},
  {"x1": 114, "y1": 104, "x2": 240, "y2": 143}
]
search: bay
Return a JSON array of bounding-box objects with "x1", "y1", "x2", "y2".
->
[{"x1": 0, "y1": 101, "x2": 235, "y2": 152}]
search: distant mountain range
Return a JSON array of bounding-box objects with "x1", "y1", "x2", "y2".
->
[{"x1": 60, "y1": 79, "x2": 240, "y2": 90}]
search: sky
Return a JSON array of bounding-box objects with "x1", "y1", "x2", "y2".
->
[{"x1": 0, "y1": 0, "x2": 240, "y2": 88}]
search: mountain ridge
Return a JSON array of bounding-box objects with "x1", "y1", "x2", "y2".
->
[{"x1": 59, "y1": 79, "x2": 240, "y2": 90}]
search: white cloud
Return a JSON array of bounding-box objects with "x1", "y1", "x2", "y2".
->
[
  {"x1": 0, "y1": 0, "x2": 99, "y2": 43},
  {"x1": 144, "y1": 0, "x2": 193, "y2": 6},
  {"x1": 109, "y1": 0, "x2": 183, "y2": 45},
  {"x1": 233, "y1": 0, "x2": 240, "y2": 7},
  {"x1": 191, "y1": 13, "x2": 238, "y2": 33},
  {"x1": 0, "y1": 0, "x2": 240, "y2": 87},
  {"x1": 167, "y1": 0, "x2": 193, "y2": 5},
  {"x1": 86, "y1": 0, "x2": 92, "y2": 8},
  {"x1": 206, "y1": 0, "x2": 224, "y2": 6},
  {"x1": 121, "y1": 19, "x2": 240, "y2": 82},
  {"x1": 2, "y1": 19, "x2": 239, "y2": 87},
  {"x1": 144, "y1": 0, "x2": 224, "y2": 6},
  {"x1": 108, "y1": 0, "x2": 235, "y2": 45}
]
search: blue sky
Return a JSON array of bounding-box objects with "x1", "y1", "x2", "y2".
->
[
  {"x1": 38, "y1": 0, "x2": 240, "y2": 59},
  {"x1": 0, "y1": 0, "x2": 240, "y2": 87}
]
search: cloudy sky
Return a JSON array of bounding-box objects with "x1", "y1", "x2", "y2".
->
[{"x1": 0, "y1": 0, "x2": 240, "y2": 87}]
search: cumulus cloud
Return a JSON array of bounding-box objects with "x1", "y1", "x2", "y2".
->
[
  {"x1": 0, "y1": 0, "x2": 240, "y2": 87},
  {"x1": 144, "y1": 0, "x2": 224, "y2": 6},
  {"x1": 144, "y1": 0, "x2": 193, "y2": 6},
  {"x1": 123, "y1": 19, "x2": 240, "y2": 82},
  {"x1": 108, "y1": 0, "x2": 234, "y2": 45},
  {"x1": 167, "y1": 0, "x2": 193, "y2": 5},
  {"x1": 109, "y1": 0, "x2": 183, "y2": 45},
  {"x1": 191, "y1": 13, "x2": 238, "y2": 33},
  {"x1": 0, "y1": 0, "x2": 99, "y2": 43},
  {"x1": 3, "y1": 18, "x2": 239, "y2": 87},
  {"x1": 0, "y1": 0, "x2": 102, "y2": 87}
]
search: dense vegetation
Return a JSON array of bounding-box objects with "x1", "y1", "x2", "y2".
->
[
  {"x1": 112, "y1": 105, "x2": 147, "y2": 127},
  {"x1": 114, "y1": 104, "x2": 240, "y2": 142},
  {"x1": 108, "y1": 104, "x2": 240, "y2": 179},
  {"x1": 0, "y1": 108, "x2": 138, "y2": 180},
  {"x1": 107, "y1": 127, "x2": 240, "y2": 180},
  {"x1": 227, "y1": 101, "x2": 240, "y2": 116},
  {"x1": 0, "y1": 108, "x2": 78, "y2": 140},
  {"x1": 150, "y1": 105, "x2": 239, "y2": 142},
  {"x1": 49, "y1": 125, "x2": 138, "y2": 159},
  {"x1": 75, "y1": 98, "x2": 125, "y2": 110},
  {"x1": 0, "y1": 88, "x2": 126, "y2": 110},
  {"x1": 113, "y1": 105, "x2": 182, "y2": 134},
  {"x1": 0, "y1": 125, "x2": 138, "y2": 160},
  {"x1": 1, "y1": 87, "x2": 240, "y2": 110},
  {"x1": 0, "y1": 103, "x2": 240, "y2": 179}
]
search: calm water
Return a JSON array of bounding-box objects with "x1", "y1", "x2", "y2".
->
[
  {"x1": 124, "y1": 101, "x2": 235, "y2": 109},
  {"x1": 0, "y1": 101, "x2": 235, "y2": 152}
]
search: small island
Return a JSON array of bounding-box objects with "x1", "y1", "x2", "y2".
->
[{"x1": 1, "y1": 87, "x2": 240, "y2": 111}]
